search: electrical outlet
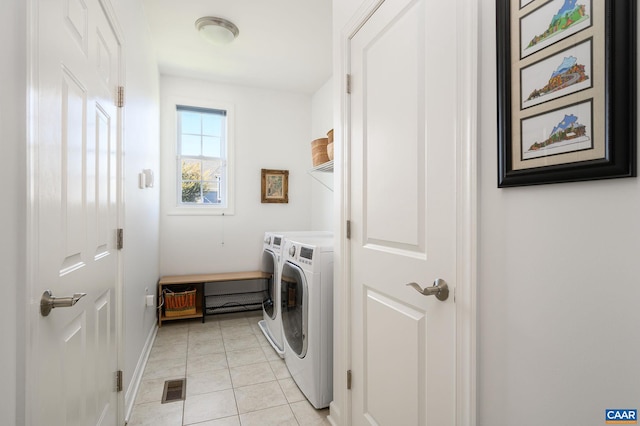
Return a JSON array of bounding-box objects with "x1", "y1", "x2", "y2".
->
[{"x1": 145, "y1": 294, "x2": 155, "y2": 307}]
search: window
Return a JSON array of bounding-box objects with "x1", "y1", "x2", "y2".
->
[{"x1": 176, "y1": 105, "x2": 230, "y2": 209}]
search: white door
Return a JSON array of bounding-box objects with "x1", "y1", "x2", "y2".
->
[
  {"x1": 349, "y1": 0, "x2": 457, "y2": 424},
  {"x1": 29, "y1": 0, "x2": 121, "y2": 424}
]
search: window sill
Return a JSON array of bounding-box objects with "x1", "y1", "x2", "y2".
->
[{"x1": 166, "y1": 206, "x2": 235, "y2": 216}]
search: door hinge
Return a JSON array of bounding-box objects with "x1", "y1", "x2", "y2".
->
[
  {"x1": 116, "y1": 370, "x2": 123, "y2": 392},
  {"x1": 117, "y1": 228, "x2": 124, "y2": 250},
  {"x1": 347, "y1": 370, "x2": 352, "y2": 390},
  {"x1": 346, "y1": 220, "x2": 351, "y2": 239},
  {"x1": 117, "y1": 86, "x2": 125, "y2": 108},
  {"x1": 346, "y1": 74, "x2": 351, "y2": 94}
]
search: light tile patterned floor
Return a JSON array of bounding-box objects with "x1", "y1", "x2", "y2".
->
[{"x1": 127, "y1": 310, "x2": 331, "y2": 426}]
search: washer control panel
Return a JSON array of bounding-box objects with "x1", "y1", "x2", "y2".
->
[
  {"x1": 287, "y1": 244, "x2": 314, "y2": 266},
  {"x1": 300, "y1": 247, "x2": 314, "y2": 260},
  {"x1": 273, "y1": 236, "x2": 283, "y2": 249}
]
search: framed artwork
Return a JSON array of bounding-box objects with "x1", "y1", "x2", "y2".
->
[
  {"x1": 261, "y1": 169, "x2": 289, "y2": 203},
  {"x1": 497, "y1": 0, "x2": 636, "y2": 187}
]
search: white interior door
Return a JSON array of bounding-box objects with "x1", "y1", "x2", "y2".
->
[
  {"x1": 30, "y1": 0, "x2": 121, "y2": 424},
  {"x1": 349, "y1": 0, "x2": 457, "y2": 424}
]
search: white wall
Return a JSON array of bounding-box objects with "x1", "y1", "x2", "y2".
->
[
  {"x1": 477, "y1": 3, "x2": 640, "y2": 425},
  {"x1": 113, "y1": 0, "x2": 161, "y2": 413},
  {"x1": 311, "y1": 78, "x2": 335, "y2": 231},
  {"x1": 1, "y1": 1, "x2": 26, "y2": 423},
  {"x1": 160, "y1": 76, "x2": 314, "y2": 274}
]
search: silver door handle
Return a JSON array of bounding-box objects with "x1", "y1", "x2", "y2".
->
[
  {"x1": 406, "y1": 278, "x2": 449, "y2": 301},
  {"x1": 40, "y1": 290, "x2": 87, "y2": 317}
]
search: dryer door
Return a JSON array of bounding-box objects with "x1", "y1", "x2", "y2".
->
[
  {"x1": 261, "y1": 249, "x2": 277, "y2": 319},
  {"x1": 281, "y1": 261, "x2": 308, "y2": 358}
]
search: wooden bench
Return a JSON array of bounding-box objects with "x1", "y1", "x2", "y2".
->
[{"x1": 158, "y1": 271, "x2": 271, "y2": 327}]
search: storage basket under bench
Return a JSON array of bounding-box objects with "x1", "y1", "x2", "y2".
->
[{"x1": 157, "y1": 271, "x2": 271, "y2": 327}]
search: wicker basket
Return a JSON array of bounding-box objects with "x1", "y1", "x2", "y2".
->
[
  {"x1": 327, "y1": 143, "x2": 334, "y2": 161},
  {"x1": 311, "y1": 137, "x2": 330, "y2": 166},
  {"x1": 163, "y1": 288, "x2": 197, "y2": 317},
  {"x1": 326, "y1": 129, "x2": 334, "y2": 160}
]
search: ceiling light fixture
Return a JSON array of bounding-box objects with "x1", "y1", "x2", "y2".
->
[{"x1": 195, "y1": 17, "x2": 239, "y2": 45}]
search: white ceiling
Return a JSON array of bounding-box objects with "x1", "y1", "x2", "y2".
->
[{"x1": 141, "y1": 0, "x2": 333, "y2": 94}]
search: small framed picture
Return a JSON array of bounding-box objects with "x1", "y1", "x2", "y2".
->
[
  {"x1": 261, "y1": 169, "x2": 289, "y2": 203},
  {"x1": 519, "y1": 0, "x2": 592, "y2": 60}
]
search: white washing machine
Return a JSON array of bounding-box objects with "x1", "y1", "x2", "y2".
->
[
  {"x1": 259, "y1": 231, "x2": 332, "y2": 357},
  {"x1": 280, "y1": 236, "x2": 333, "y2": 409}
]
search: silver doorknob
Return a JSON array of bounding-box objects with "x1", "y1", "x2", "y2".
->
[
  {"x1": 406, "y1": 278, "x2": 449, "y2": 301},
  {"x1": 40, "y1": 290, "x2": 87, "y2": 317}
]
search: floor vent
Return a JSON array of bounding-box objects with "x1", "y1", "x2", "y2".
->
[{"x1": 161, "y1": 379, "x2": 186, "y2": 404}]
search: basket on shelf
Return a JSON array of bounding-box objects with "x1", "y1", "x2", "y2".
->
[
  {"x1": 163, "y1": 287, "x2": 197, "y2": 317},
  {"x1": 326, "y1": 129, "x2": 334, "y2": 161},
  {"x1": 311, "y1": 137, "x2": 330, "y2": 166}
]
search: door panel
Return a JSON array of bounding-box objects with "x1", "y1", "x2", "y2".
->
[
  {"x1": 31, "y1": 0, "x2": 121, "y2": 424},
  {"x1": 364, "y1": 0, "x2": 423, "y2": 250},
  {"x1": 62, "y1": 313, "x2": 87, "y2": 426},
  {"x1": 364, "y1": 290, "x2": 425, "y2": 425},
  {"x1": 94, "y1": 289, "x2": 113, "y2": 422},
  {"x1": 95, "y1": 103, "x2": 112, "y2": 258},
  {"x1": 61, "y1": 67, "x2": 88, "y2": 273},
  {"x1": 350, "y1": 0, "x2": 457, "y2": 424},
  {"x1": 65, "y1": 0, "x2": 89, "y2": 51}
]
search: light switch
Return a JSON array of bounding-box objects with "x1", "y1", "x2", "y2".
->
[{"x1": 145, "y1": 294, "x2": 155, "y2": 307}]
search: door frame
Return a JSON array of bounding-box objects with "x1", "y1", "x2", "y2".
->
[
  {"x1": 24, "y1": 0, "x2": 126, "y2": 423},
  {"x1": 330, "y1": 0, "x2": 478, "y2": 424}
]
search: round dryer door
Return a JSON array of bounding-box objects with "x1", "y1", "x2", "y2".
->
[
  {"x1": 280, "y1": 262, "x2": 308, "y2": 358},
  {"x1": 261, "y1": 249, "x2": 277, "y2": 319}
]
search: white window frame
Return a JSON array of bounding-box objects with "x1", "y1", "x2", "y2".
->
[{"x1": 165, "y1": 96, "x2": 235, "y2": 216}]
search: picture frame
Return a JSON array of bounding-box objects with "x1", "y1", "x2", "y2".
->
[
  {"x1": 261, "y1": 169, "x2": 289, "y2": 203},
  {"x1": 497, "y1": 0, "x2": 636, "y2": 187}
]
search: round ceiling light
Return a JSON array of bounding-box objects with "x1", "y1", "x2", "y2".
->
[{"x1": 195, "y1": 17, "x2": 239, "y2": 45}]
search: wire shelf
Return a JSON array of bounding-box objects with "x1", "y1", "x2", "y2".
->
[{"x1": 205, "y1": 290, "x2": 265, "y2": 315}]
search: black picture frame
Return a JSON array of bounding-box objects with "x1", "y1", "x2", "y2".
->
[{"x1": 497, "y1": 0, "x2": 637, "y2": 187}]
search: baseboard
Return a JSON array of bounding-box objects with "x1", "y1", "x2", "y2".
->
[
  {"x1": 124, "y1": 324, "x2": 158, "y2": 423},
  {"x1": 327, "y1": 401, "x2": 341, "y2": 426}
]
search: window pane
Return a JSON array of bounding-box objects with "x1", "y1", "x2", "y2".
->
[
  {"x1": 182, "y1": 159, "x2": 201, "y2": 180},
  {"x1": 181, "y1": 134, "x2": 201, "y2": 156},
  {"x1": 203, "y1": 159, "x2": 222, "y2": 177},
  {"x1": 181, "y1": 158, "x2": 202, "y2": 203},
  {"x1": 202, "y1": 179, "x2": 220, "y2": 204},
  {"x1": 182, "y1": 181, "x2": 202, "y2": 203},
  {"x1": 202, "y1": 114, "x2": 222, "y2": 136},
  {"x1": 202, "y1": 136, "x2": 221, "y2": 157},
  {"x1": 180, "y1": 111, "x2": 201, "y2": 134}
]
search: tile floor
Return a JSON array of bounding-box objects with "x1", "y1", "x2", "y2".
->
[{"x1": 127, "y1": 310, "x2": 331, "y2": 426}]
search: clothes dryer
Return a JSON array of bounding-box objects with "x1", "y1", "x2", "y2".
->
[
  {"x1": 259, "y1": 231, "x2": 332, "y2": 357},
  {"x1": 280, "y1": 236, "x2": 333, "y2": 408}
]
